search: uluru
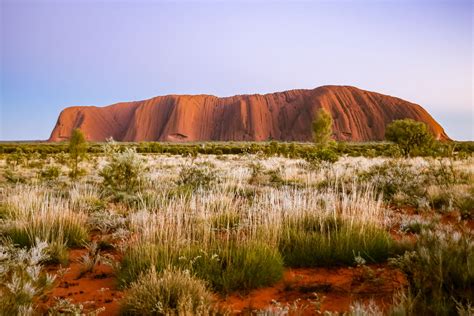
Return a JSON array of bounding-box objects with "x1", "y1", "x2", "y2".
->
[{"x1": 48, "y1": 85, "x2": 449, "y2": 142}]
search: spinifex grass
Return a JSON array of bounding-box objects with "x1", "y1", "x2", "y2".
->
[
  {"x1": 117, "y1": 239, "x2": 283, "y2": 294},
  {"x1": 120, "y1": 267, "x2": 214, "y2": 315},
  {"x1": 1, "y1": 186, "x2": 88, "y2": 263},
  {"x1": 279, "y1": 216, "x2": 394, "y2": 267},
  {"x1": 275, "y1": 185, "x2": 397, "y2": 267}
]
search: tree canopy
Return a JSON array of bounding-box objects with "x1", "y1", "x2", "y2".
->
[
  {"x1": 68, "y1": 128, "x2": 87, "y2": 178},
  {"x1": 385, "y1": 119, "x2": 434, "y2": 156},
  {"x1": 312, "y1": 108, "x2": 333, "y2": 147}
]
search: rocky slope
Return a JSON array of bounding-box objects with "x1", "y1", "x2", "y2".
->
[{"x1": 49, "y1": 85, "x2": 449, "y2": 142}]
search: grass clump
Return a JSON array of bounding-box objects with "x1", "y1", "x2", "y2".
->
[
  {"x1": 1, "y1": 193, "x2": 88, "y2": 263},
  {"x1": 279, "y1": 214, "x2": 395, "y2": 267},
  {"x1": 390, "y1": 228, "x2": 474, "y2": 315},
  {"x1": 5, "y1": 206, "x2": 88, "y2": 249},
  {"x1": 120, "y1": 267, "x2": 214, "y2": 316},
  {"x1": 118, "y1": 241, "x2": 284, "y2": 294},
  {"x1": 188, "y1": 241, "x2": 284, "y2": 293}
]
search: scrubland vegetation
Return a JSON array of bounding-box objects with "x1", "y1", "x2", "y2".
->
[{"x1": 0, "y1": 139, "x2": 472, "y2": 315}]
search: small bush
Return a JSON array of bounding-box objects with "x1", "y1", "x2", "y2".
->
[
  {"x1": 0, "y1": 240, "x2": 56, "y2": 315},
  {"x1": 385, "y1": 119, "x2": 434, "y2": 157},
  {"x1": 120, "y1": 267, "x2": 214, "y2": 315},
  {"x1": 39, "y1": 165, "x2": 61, "y2": 182},
  {"x1": 3, "y1": 167, "x2": 26, "y2": 184},
  {"x1": 188, "y1": 241, "x2": 284, "y2": 293},
  {"x1": 100, "y1": 140, "x2": 147, "y2": 196},
  {"x1": 176, "y1": 162, "x2": 218, "y2": 191},
  {"x1": 248, "y1": 163, "x2": 285, "y2": 186},
  {"x1": 390, "y1": 228, "x2": 474, "y2": 315},
  {"x1": 304, "y1": 147, "x2": 339, "y2": 169}
]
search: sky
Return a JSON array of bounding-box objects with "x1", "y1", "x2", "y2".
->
[{"x1": 0, "y1": 0, "x2": 472, "y2": 141}]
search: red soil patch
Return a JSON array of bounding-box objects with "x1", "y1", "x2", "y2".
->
[
  {"x1": 39, "y1": 249, "x2": 124, "y2": 315},
  {"x1": 39, "y1": 251, "x2": 405, "y2": 316},
  {"x1": 220, "y1": 264, "x2": 406, "y2": 314}
]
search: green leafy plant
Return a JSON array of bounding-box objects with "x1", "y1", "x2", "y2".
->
[
  {"x1": 39, "y1": 165, "x2": 61, "y2": 182},
  {"x1": 312, "y1": 108, "x2": 334, "y2": 147},
  {"x1": 0, "y1": 240, "x2": 56, "y2": 315},
  {"x1": 68, "y1": 129, "x2": 87, "y2": 179},
  {"x1": 385, "y1": 119, "x2": 435, "y2": 157},
  {"x1": 100, "y1": 139, "x2": 147, "y2": 197},
  {"x1": 176, "y1": 162, "x2": 219, "y2": 191}
]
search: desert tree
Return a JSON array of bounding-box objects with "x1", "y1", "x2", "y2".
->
[
  {"x1": 68, "y1": 128, "x2": 87, "y2": 179},
  {"x1": 385, "y1": 119, "x2": 434, "y2": 157},
  {"x1": 312, "y1": 108, "x2": 333, "y2": 147}
]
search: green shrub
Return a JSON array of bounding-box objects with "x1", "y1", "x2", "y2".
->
[
  {"x1": 100, "y1": 140, "x2": 147, "y2": 196},
  {"x1": 68, "y1": 129, "x2": 88, "y2": 179},
  {"x1": 176, "y1": 162, "x2": 218, "y2": 191},
  {"x1": 385, "y1": 119, "x2": 435, "y2": 157},
  {"x1": 39, "y1": 165, "x2": 61, "y2": 182},
  {"x1": 390, "y1": 228, "x2": 474, "y2": 315},
  {"x1": 304, "y1": 147, "x2": 339, "y2": 168},
  {"x1": 120, "y1": 267, "x2": 214, "y2": 315},
  {"x1": 312, "y1": 108, "x2": 334, "y2": 146},
  {"x1": 248, "y1": 163, "x2": 285, "y2": 186},
  {"x1": 456, "y1": 189, "x2": 474, "y2": 220},
  {"x1": 359, "y1": 160, "x2": 425, "y2": 203},
  {"x1": 3, "y1": 167, "x2": 26, "y2": 184},
  {"x1": 188, "y1": 241, "x2": 284, "y2": 293}
]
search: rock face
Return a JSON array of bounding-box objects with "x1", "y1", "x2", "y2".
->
[{"x1": 49, "y1": 85, "x2": 449, "y2": 142}]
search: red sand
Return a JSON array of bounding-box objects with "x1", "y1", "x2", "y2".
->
[
  {"x1": 40, "y1": 248, "x2": 405, "y2": 315},
  {"x1": 40, "y1": 249, "x2": 124, "y2": 315},
  {"x1": 221, "y1": 265, "x2": 406, "y2": 314}
]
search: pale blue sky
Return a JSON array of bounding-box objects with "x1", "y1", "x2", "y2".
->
[{"x1": 1, "y1": 0, "x2": 472, "y2": 140}]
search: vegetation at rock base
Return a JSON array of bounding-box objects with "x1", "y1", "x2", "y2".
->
[
  {"x1": 385, "y1": 118, "x2": 435, "y2": 157},
  {"x1": 0, "y1": 142, "x2": 472, "y2": 314}
]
